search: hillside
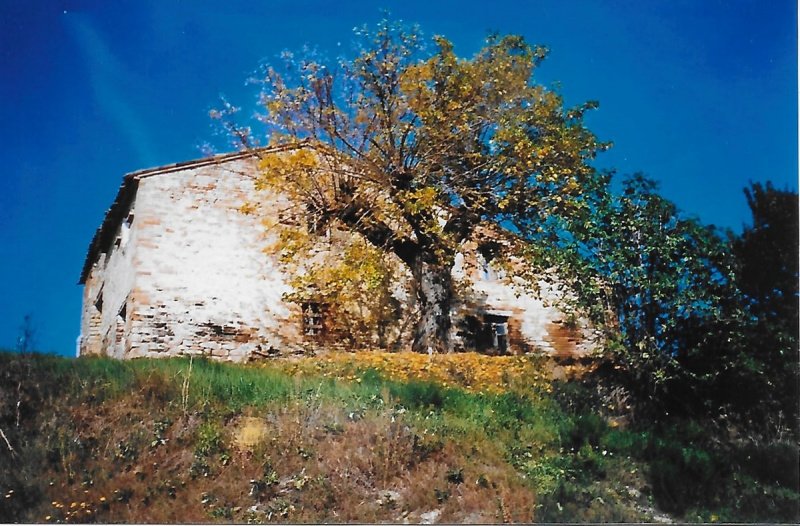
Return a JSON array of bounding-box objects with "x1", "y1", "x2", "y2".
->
[{"x1": 0, "y1": 350, "x2": 797, "y2": 523}]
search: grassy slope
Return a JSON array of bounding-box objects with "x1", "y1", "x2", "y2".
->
[{"x1": 0, "y1": 350, "x2": 797, "y2": 523}]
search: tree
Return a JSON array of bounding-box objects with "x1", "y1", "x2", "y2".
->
[
  {"x1": 15, "y1": 314, "x2": 36, "y2": 354},
  {"x1": 218, "y1": 20, "x2": 607, "y2": 352},
  {"x1": 282, "y1": 236, "x2": 407, "y2": 349},
  {"x1": 523, "y1": 172, "x2": 798, "y2": 432},
  {"x1": 733, "y1": 182, "x2": 799, "y2": 432},
  {"x1": 522, "y1": 172, "x2": 748, "y2": 419}
]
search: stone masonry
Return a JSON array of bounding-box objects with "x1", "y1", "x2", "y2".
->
[{"x1": 78, "y1": 148, "x2": 595, "y2": 361}]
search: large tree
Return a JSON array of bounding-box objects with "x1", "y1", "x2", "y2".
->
[
  {"x1": 733, "y1": 182, "x2": 799, "y2": 430},
  {"x1": 522, "y1": 172, "x2": 799, "y2": 431},
  {"x1": 219, "y1": 20, "x2": 607, "y2": 352},
  {"x1": 521, "y1": 171, "x2": 749, "y2": 417}
]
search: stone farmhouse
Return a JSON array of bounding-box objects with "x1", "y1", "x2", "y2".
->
[{"x1": 78, "y1": 147, "x2": 595, "y2": 361}]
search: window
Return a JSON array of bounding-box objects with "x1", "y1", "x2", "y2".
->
[
  {"x1": 484, "y1": 312, "x2": 510, "y2": 354},
  {"x1": 480, "y1": 258, "x2": 494, "y2": 281},
  {"x1": 302, "y1": 302, "x2": 325, "y2": 337},
  {"x1": 94, "y1": 289, "x2": 104, "y2": 313},
  {"x1": 492, "y1": 321, "x2": 508, "y2": 354},
  {"x1": 278, "y1": 209, "x2": 300, "y2": 227},
  {"x1": 305, "y1": 203, "x2": 329, "y2": 236},
  {"x1": 477, "y1": 241, "x2": 501, "y2": 281}
]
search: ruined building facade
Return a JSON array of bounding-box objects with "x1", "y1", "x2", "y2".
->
[{"x1": 78, "y1": 149, "x2": 594, "y2": 361}]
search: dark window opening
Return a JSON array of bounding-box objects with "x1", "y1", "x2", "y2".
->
[
  {"x1": 484, "y1": 312, "x2": 510, "y2": 354},
  {"x1": 278, "y1": 209, "x2": 300, "y2": 227},
  {"x1": 477, "y1": 241, "x2": 501, "y2": 264},
  {"x1": 305, "y1": 203, "x2": 329, "y2": 236},
  {"x1": 491, "y1": 320, "x2": 509, "y2": 354},
  {"x1": 94, "y1": 292, "x2": 104, "y2": 313},
  {"x1": 457, "y1": 311, "x2": 510, "y2": 354},
  {"x1": 302, "y1": 302, "x2": 325, "y2": 337}
]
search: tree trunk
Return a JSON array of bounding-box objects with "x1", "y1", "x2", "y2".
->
[{"x1": 410, "y1": 257, "x2": 454, "y2": 353}]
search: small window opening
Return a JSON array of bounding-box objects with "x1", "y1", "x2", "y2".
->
[
  {"x1": 94, "y1": 291, "x2": 104, "y2": 313},
  {"x1": 302, "y1": 302, "x2": 325, "y2": 337},
  {"x1": 305, "y1": 203, "x2": 329, "y2": 236},
  {"x1": 492, "y1": 321, "x2": 508, "y2": 353},
  {"x1": 477, "y1": 241, "x2": 501, "y2": 281},
  {"x1": 480, "y1": 257, "x2": 493, "y2": 281},
  {"x1": 278, "y1": 209, "x2": 300, "y2": 227},
  {"x1": 484, "y1": 312, "x2": 509, "y2": 354}
]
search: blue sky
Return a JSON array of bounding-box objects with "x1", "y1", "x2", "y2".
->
[{"x1": 0, "y1": 0, "x2": 796, "y2": 355}]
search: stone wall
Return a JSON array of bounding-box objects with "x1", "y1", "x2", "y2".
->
[
  {"x1": 123, "y1": 157, "x2": 302, "y2": 360},
  {"x1": 452, "y1": 251, "x2": 595, "y2": 358},
  {"x1": 79, "y1": 208, "x2": 137, "y2": 358},
  {"x1": 79, "y1": 153, "x2": 597, "y2": 361}
]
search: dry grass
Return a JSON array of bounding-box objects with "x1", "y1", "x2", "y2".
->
[{"x1": 29, "y1": 393, "x2": 536, "y2": 523}]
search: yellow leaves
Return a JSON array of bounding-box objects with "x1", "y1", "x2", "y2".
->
[
  {"x1": 48, "y1": 498, "x2": 101, "y2": 523},
  {"x1": 284, "y1": 236, "x2": 403, "y2": 346},
  {"x1": 265, "y1": 100, "x2": 283, "y2": 116},
  {"x1": 401, "y1": 187, "x2": 439, "y2": 215},
  {"x1": 276, "y1": 351, "x2": 549, "y2": 394},
  {"x1": 238, "y1": 202, "x2": 258, "y2": 215},
  {"x1": 260, "y1": 150, "x2": 315, "y2": 173}
]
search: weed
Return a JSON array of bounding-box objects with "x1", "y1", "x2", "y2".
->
[
  {"x1": 445, "y1": 467, "x2": 464, "y2": 484},
  {"x1": 434, "y1": 487, "x2": 450, "y2": 503}
]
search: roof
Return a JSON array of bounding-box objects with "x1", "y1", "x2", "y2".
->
[{"x1": 78, "y1": 145, "x2": 303, "y2": 284}]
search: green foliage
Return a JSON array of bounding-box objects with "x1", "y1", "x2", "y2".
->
[
  {"x1": 522, "y1": 173, "x2": 798, "y2": 435},
  {"x1": 547, "y1": 377, "x2": 799, "y2": 522},
  {"x1": 194, "y1": 422, "x2": 224, "y2": 457},
  {"x1": 732, "y1": 182, "x2": 799, "y2": 432}
]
